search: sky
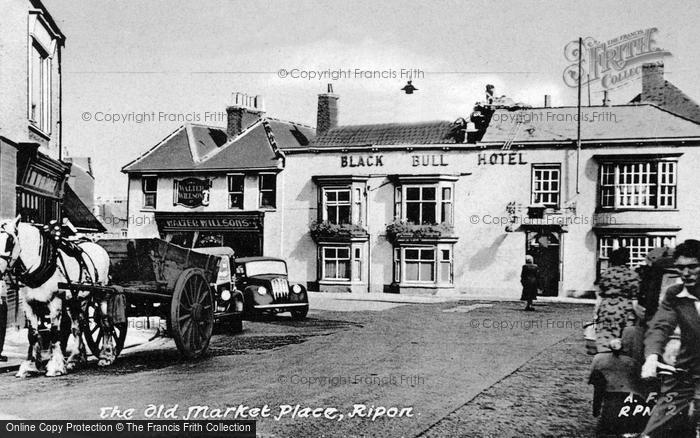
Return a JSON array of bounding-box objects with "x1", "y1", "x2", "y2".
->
[{"x1": 43, "y1": 0, "x2": 700, "y2": 198}]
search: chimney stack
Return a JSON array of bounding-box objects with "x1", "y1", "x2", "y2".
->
[
  {"x1": 642, "y1": 62, "x2": 665, "y2": 101},
  {"x1": 544, "y1": 95, "x2": 552, "y2": 108},
  {"x1": 602, "y1": 90, "x2": 611, "y2": 107},
  {"x1": 316, "y1": 84, "x2": 339, "y2": 136},
  {"x1": 226, "y1": 92, "x2": 265, "y2": 138}
]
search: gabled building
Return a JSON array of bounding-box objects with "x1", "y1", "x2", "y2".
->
[{"x1": 123, "y1": 93, "x2": 315, "y2": 257}]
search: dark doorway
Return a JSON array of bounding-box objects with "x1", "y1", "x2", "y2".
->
[
  {"x1": 222, "y1": 232, "x2": 262, "y2": 258},
  {"x1": 526, "y1": 231, "x2": 560, "y2": 297}
]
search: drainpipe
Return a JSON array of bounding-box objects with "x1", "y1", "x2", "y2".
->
[
  {"x1": 58, "y1": 44, "x2": 63, "y2": 161},
  {"x1": 365, "y1": 184, "x2": 371, "y2": 293}
]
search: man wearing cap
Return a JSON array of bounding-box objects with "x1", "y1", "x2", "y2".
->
[{"x1": 641, "y1": 239, "x2": 700, "y2": 436}]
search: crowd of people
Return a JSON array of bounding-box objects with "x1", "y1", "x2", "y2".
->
[{"x1": 593, "y1": 239, "x2": 700, "y2": 437}]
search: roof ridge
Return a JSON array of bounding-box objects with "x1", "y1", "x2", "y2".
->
[
  {"x1": 328, "y1": 120, "x2": 453, "y2": 129},
  {"x1": 197, "y1": 119, "x2": 265, "y2": 163},
  {"x1": 264, "y1": 116, "x2": 316, "y2": 131},
  {"x1": 185, "y1": 124, "x2": 200, "y2": 163},
  {"x1": 188, "y1": 123, "x2": 227, "y2": 130}
]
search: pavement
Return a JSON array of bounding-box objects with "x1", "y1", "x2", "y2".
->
[{"x1": 0, "y1": 291, "x2": 594, "y2": 374}]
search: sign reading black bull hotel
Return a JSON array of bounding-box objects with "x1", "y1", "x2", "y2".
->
[{"x1": 340, "y1": 154, "x2": 450, "y2": 167}]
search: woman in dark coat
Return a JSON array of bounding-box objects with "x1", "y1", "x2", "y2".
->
[{"x1": 520, "y1": 255, "x2": 540, "y2": 311}]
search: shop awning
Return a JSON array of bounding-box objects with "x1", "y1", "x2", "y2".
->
[{"x1": 62, "y1": 185, "x2": 106, "y2": 233}]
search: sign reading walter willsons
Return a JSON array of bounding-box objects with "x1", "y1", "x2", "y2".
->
[{"x1": 174, "y1": 177, "x2": 211, "y2": 207}]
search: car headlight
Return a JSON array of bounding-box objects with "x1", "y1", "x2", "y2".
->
[
  {"x1": 257, "y1": 286, "x2": 267, "y2": 295},
  {"x1": 220, "y1": 290, "x2": 231, "y2": 301},
  {"x1": 292, "y1": 284, "x2": 302, "y2": 294}
]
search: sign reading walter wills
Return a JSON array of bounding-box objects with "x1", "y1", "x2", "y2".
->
[{"x1": 174, "y1": 178, "x2": 211, "y2": 208}]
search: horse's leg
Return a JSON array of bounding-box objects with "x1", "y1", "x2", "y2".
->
[
  {"x1": 65, "y1": 296, "x2": 87, "y2": 371},
  {"x1": 98, "y1": 298, "x2": 116, "y2": 367},
  {"x1": 45, "y1": 296, "x2": 67, "y2": 377},
  {"x1": 16, "y1": 301, "x2": 41, "y2": 378}
]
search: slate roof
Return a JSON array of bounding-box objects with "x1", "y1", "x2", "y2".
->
[
  {"x1": 122, "y1": 119, "x2": 315, "y2": 172},
  {"x1": 309, "y1": 121, "x2": 457, "y2": 148},
  {"x1": 479, "y1": 104, "x2": 700, "y2": 145},
  {"x1": 631, "y1": 81, "x2": 700, "y2": 124}
]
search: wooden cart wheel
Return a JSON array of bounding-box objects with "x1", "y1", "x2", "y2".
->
[
  {"x1": 82, "y1": 297, "x2": 127, "y2": 359},
  {"x1": 170, "y1": 269, "x2": 214, "y2": 359}
]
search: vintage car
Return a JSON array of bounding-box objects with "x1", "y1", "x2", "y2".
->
[
  {"x1": 193, "y1": 246, "x2": 245, "y2": 332},
  {"x1": 234, "y1": 256, "x2": 309, "y2": 320}
]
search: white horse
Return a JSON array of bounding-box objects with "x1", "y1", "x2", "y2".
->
[{"x1": 0, "y1": 216, "x2": 112, "y2": 377}]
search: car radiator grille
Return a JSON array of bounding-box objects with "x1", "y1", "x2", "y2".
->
[{"x1": 271, "y1": 278, "x2": 289, "y2": 300}]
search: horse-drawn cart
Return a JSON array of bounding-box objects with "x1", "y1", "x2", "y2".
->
[{"x1": 58, "y1": 238, "x2": 243, "y2": 361}]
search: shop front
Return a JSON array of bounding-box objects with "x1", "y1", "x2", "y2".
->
[{"x1": 155, "y1": 212, "x2": 264, "y2": 257}]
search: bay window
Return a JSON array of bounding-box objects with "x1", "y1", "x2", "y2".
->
[
  {"x1": 322, "y1": 246, "x2": 351, "y2": 281},
  {"x1": 395, "y1": 181, "x2": 454, "y2": 225},
  {"x1": 598, "y1": 234, "x2": 676, "y2": 275},
  {"x1": 323, "y1": 188, "x2": 351, "y2": 224},
  {"x1": 393, "y1": 245, "x2": 453, "y2": 286},
  {"x1": 599, "y1": 160, "x2": 677, "y2": 209}
]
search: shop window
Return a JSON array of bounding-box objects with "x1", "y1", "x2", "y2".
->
[
  {"x1": 323, "y1": 188, "x2": 351, "y2": 224},
  {"x1": 397, "y1": 183, "x2": 453, "y2": 225},
  {"x1": 322, "y1": 247, "x2": 351, "y2": 281},
  {"x1": 599, "y1": 161, "x2": 677, "y2": 209},
  {"x1": 532, "y1": 165, "x2": 560, "y2": 208},
  {"x1": 598, "y1": 235, "x2": 676, "y2": 275},
  {"x1": 29, "y1": 40, "x2": 51, "y2": 133},
  {"x1": 228, "y1": 174, "x2": 244, "y2": 209},
  {"x1": 142, "y1": 176, "x2": 157, "y2": 209},
  {"x1": 259, "y1": 173, "x2": 276, "y2": 209}
]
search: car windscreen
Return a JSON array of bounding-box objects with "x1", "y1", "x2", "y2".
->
[{"x1": 244, "y1": 261, "x2": 287, "y2": 277}]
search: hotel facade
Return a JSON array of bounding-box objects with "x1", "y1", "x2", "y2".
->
[{"x1": 125, "y1": 65, "x2": 700, "y2": 298}]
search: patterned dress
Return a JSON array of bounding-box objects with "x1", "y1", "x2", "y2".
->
[{"x1": 595, "y1": 265, "x2": 640, "y2": 353}]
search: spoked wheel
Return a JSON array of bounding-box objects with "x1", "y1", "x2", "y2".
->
[
  {"x1": 170, "y1": 269, "x2": 214, "y2": 359},
  {"x1": 82, "y1": 297, "x2": 127, "y2": 358}
]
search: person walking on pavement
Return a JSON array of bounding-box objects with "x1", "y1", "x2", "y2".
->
[
  {"x1": 520, "y1": 255, "x2": 540, "y2": 311},
  {"x1": 640, "y1": 239, "x2": 700, "y2": 437}
]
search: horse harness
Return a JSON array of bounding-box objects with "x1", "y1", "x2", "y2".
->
[{"x1": 0, "y1": 224, "x2": 98, "y2": 293}]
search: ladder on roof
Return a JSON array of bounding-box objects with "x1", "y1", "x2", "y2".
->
[{"x1": 502, "y1": 116, "x2": 523, "y2": 150}]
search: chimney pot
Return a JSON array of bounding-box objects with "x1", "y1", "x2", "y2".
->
[
  {"x1": 317, "y1": 84, "x2": 339, "y2": 136},
  {"x1": 227, "y1": 91, "x2": 265, "y2": 138},
  {"x1": 602, "y1": 90, "x2": 611, "y2": 107},
  {"x1": 544, "y1": 95, "x2": 552, "y2": 108}
]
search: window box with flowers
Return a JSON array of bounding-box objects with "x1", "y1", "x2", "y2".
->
[
  {"x1": 385, "y1": 221, "x2": 455, "y2": 244},
  {"x1": 309, "y1": 221, "x2": 369, "y2": 243}
]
